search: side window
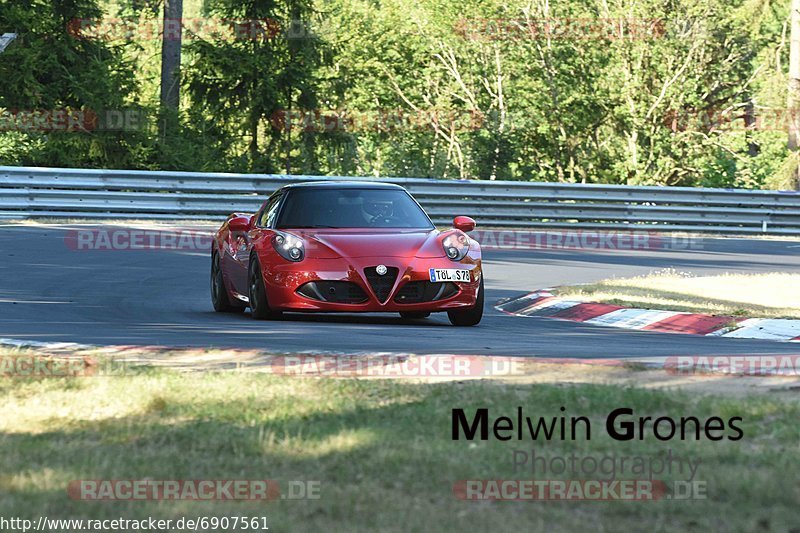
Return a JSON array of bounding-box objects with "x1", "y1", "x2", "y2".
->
[{"x1": 258, "y1": 193, "x2": 283, "y2": 228}]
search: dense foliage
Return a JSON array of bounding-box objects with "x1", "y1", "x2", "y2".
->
[{"x1": 0, "y1": 0, "x2": 795, "y2": 188}]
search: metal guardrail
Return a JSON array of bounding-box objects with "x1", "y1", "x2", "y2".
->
[
  {"x1": 2, "y1": 165, "x2": 800, "y2": 234},
  {"x1": 0, "y1": 33, "x2": 17, "y2": 54}
]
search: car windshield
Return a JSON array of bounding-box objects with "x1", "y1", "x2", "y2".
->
[{"x1": 276, "y1": 188, "x2": 435, "y2": 229}]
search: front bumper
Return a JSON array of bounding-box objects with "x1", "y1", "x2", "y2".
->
[{"x1": 261, "y1": 256, "x2": 481, "y2": 312}]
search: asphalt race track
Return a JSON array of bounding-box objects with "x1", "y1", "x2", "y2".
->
[{"x1": 2, "y1": 223, "x2": 800, "y2": 358}]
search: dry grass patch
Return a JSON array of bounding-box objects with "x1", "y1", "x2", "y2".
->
[{"x1": 556, "y1": 270, "x2": 800, "y2": 318}]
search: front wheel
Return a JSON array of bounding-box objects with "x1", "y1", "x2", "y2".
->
[
  {"x1": 447, "y1": 276, "x2": 484, "y2": 326},
  {"x1": 248, "y1": 255, "x2": 282, "y2": 320}
]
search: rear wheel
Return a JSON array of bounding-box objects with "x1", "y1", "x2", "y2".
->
[
  {"x1": 211, "y1": 251, "x2": 245, "y2": 313},
  {"x1": 447, "y1": 276, "x2": 484, "y2": 326},
  {"x1": 399, "y1": 311, "x2": 431, "y2": 319},
  {"x1": 248, "y1": 255, "x2": 282, "y2": 320}
]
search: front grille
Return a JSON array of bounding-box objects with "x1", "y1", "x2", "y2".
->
[
  {"x1": 296, "y1": 281, "x2": 368, "y2": 304},
  {"x1": 364, "y1": 266, "x2": 399, "y2": 303},
  {"x1": 394, "y1": 281, "x2": 459, "y2": 304}
]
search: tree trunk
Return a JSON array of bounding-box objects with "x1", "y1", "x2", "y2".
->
[
  {"x1": 744, "y1": 99, "x2": 760, "y2": 157},
  {"x1": 249, "y1": 105, "x2": 259, "y2": 171},
  {"x1": 788, "y1": 0, "x2": 800, "y2": 188},
  {"x1": 285, "y1": 101, "x2": 292, "y2": 175},
  {"x1": 160, "y1": 0, "x2": 183, "y2": 137}
]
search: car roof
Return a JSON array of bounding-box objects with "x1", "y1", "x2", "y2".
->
[{"x1": 278, "y1": 181, "x2": 405, "y2": 191}]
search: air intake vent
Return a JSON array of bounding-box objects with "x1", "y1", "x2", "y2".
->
[
  {"x1": 364, "y1": 266, "x2": 399, "y2": 303},
  {"x1": 394, "y1": 281, "x2": 459, "y2": 303},
  {"x1": 296, "y1": 281, "x2": 368, "y2": 304}
]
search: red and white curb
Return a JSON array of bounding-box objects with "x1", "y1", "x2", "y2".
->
[
  {"x1": 0, "y1": 338, "x2": 91, "y2": 351},
  {"x1": 496, "y1": 290, "x2": 800, "y2": 342}
]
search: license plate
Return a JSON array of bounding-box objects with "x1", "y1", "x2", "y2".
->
[{"x1": 429, "y1": 268, "x2": 471, "y2": 283}]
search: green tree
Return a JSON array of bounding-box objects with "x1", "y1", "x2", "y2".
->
[
  {"x1": 0, "y1": 0, "x2": 144, "y2": 168},
  {"x1": 184, "y1": 0, "x2": 325, "y2": 173}
]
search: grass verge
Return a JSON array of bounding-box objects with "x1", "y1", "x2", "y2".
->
[
  {"x1": 1, "y1": 352, "x2": 798, "y2": 532},
  {"x1": 556, "y1": 270, "x2": 800, "y2": 319}
]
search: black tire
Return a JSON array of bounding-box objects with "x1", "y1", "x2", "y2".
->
[
  {"x1": 399, "y1": 311, "x2": 431, "y2": 319},
  {"x1": 248, "y1": 255, "x2": 282, "y2": 320},
  {"x1": 211, "y1": 251, "x2": 245, "y2": 313},
  {"x1": 447, "y1": 276, "x2": 484, "y2": 326}
]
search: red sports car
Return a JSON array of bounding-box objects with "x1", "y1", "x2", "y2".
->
[{"x1": 210, "y1": 182, "x2": 483, "y2": 326}]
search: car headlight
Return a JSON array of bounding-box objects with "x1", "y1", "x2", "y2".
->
[
  {"x1": 442, "y1": 232, "x2": 469, "y2": 261},
  {"x1": 272, "y1": 232, "x2": 304, "y2": 262}
]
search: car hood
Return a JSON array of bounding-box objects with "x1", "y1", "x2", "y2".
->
[{"x1": 293, "y1": 229, "x2": 445, "y2": 259}]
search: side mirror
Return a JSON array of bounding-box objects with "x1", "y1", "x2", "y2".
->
[
  {"x1": 228, "y1": 214, "x2": 252, "y2": 232},
  {"x1": 453, "y1": 215, "x2": 476, "y2": 233}
]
